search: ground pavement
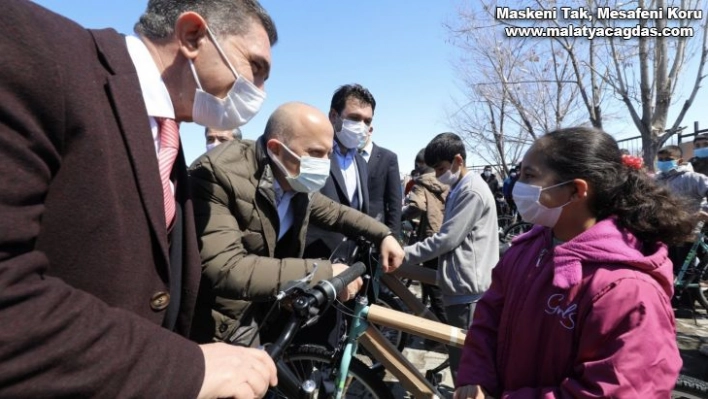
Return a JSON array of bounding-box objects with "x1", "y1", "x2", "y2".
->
[{"x1": 382, "y1": 283, "x2": 708, "y2": 398}]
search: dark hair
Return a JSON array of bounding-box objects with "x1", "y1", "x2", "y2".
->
[
  {"x1": 424, "y1": 132, "x2": 467, "y2": 167},
  {"x1": 536, "y1": 127, "x2": 693, "y2": 245},
  {"x1": 658, "y1": 145, "x2": 682, "y2": 158},
  {"x1": 135, "y1": 0, "x2": 278, "y2": 45},
  {"x1": 694, "y1": 133, "x2": 708, "y2": 143},
  {"x1": 414, "y1": 148, "x2": 433, "y2": 174},
  {"x1": 330, "y1": 84, "x2": 376, "y2": 115}
]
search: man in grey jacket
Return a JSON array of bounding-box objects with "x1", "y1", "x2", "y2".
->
[{"x1": 402, "y1": 132, "x2": 499, "y2": 381}]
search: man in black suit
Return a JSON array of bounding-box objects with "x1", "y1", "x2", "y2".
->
[
  {"x1": 305, "y1": 84, "x2": 379, "y2": 259},
  {"x1": 360, "y1": 135, "x2": 402, "y2": 239},
  {"x1": 0, "y1": 1, "x2": 277, "y2": 397}
]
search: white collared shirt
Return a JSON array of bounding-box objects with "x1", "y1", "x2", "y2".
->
[
  {"x1": 333, "y1": 142, "x2": 360, "y2": 209},
  {"x1": 125, "y1": 35, "x2": 176, "y2": 156},
  {"x1": 360, "y1": 140, "x2": 374, "y2": 163},
  {"x1": 273, "y1": 180, "x2": 295, "y2": 241}
]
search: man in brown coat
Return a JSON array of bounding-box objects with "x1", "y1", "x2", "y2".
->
[
  {"x1": 190, "y1": 102, "x2": 404, "y2": 344},
  {"x1": 0, "y1": 0, "x2": 279, "y2": 397}
]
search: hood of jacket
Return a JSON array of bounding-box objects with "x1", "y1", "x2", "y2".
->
[
  {"x1": 512, "y1": 217, "x2": 673, "y2": 297},
  {"x1": 415, "y1": 172, "x2": 448, "y2": 196}
]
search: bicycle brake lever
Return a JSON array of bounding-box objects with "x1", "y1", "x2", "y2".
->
[{"x1": 277, "y1": 263, "x2": 320, "y2": 300}]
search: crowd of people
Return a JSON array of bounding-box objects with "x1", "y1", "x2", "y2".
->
[{"x1": 0, "y1": 1, "x2": 705, "y2": 398}]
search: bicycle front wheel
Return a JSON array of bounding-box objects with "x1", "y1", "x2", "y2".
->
[
  {"x1": 276, "y1": 344, "x2": 394, "y2": 399},
  {"x1": 692, "y1": 257, "x2": 708, "y2": 311},
  {"x1": 501, "y1": 221, "x2": 533, "y2": 243},
  {"x1": 672, "y1": 374, "x2": 708, "y2": 398}
]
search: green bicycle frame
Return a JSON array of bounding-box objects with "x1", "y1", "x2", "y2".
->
[{"x1": 676, "y1": 229, "x2": 708, "y2": 290}]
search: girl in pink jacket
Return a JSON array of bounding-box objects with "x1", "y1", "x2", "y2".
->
[{"x1": 455, "y1": 127, "x2": 694, "y2": 398}]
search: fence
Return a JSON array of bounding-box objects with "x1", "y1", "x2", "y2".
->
[
  {"x1": 616, "y1": 122, "x2": 706, "y2": 158},
  {"x1": 469, "y1": 122, "x2": 706, "y2": 177}
]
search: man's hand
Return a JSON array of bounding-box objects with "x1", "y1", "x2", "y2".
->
[
  {"x1": 332, "y1": 263, "x2": 364, "y2": 301},
  {"x1": 379, "y1": 235, "x2": 404, "y2": 273},
  {"x1": 198, "y1": 343, "x2": 277, "y2": 399},
  {"x1": 453, "y1": 384, "x2": 486, "y2": 399}
]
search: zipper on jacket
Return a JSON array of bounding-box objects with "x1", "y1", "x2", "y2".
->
[{"x1": 535, "y1": 248, "x2": 548, "y2": 267}]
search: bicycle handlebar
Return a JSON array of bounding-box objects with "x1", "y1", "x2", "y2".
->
[
  {"x1": 328, "y1": 261, "x2": 366, "y2": 296},
  {"x1": 265, "y1": 261, "x2": 366, "y2": 361}
]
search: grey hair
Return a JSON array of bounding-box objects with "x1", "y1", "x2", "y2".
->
[
  {"x1": 204, "y1": 127, "x2": 242, "y2": 140},
  {"x1": 134, "y1": 0, "x2": 278, "y2": 45}
]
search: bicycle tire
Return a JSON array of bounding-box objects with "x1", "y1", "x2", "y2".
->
[
  {"x1": 693, "y1": 256, "x2": 708, "y2": 311},
  {"x1": 273, "y1": 344, "x2": 394, "y2": 399},
  {"x1": 671, "y1": 374, "x2": 708, "y2": 398},
  {"x1": 497, "y1": 215, "x2": 516, "y2": 235},
  {"x1": 501, "y1": 221, "x2": 533, "y2": 243}
]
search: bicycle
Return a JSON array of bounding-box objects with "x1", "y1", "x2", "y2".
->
[
  {"x1": 261, "y1": 261, "x2": 390, "y2": 398},
  {"x1": 500, "y1": 220, "x2": 533, "y2": 244},
  {"x1": 323, "y1": 237, "x2": 467, "y2": 398},
  {"x1": 329, "y1": 238, "x2": 411, "y2": 355},
  {"x1": 674, "y1": 222, "x2": 708, "y2": 314},
  {"x1": 269, "y1": 235, "x2": 465, "y2": 398}
]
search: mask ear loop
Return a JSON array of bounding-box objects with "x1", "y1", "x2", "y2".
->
[
  {"x1": 539, "y1": 180, "x2": 576, "y2": 208},
  {"x1": 188, "y1": 60, "x2": 205, "y2": 91},
  {"x1": 205, "y1": 26, "x2": 241, "y2": 79},
  {"x1": 267, "y1": 147, "x2": 295, "y2": 180}
]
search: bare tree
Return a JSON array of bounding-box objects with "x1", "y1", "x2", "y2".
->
[
  {"x1": 447, "y1": 2, "x2": 589, "y2": 171},
  {"x1": 451, "y1": 0, "x2": 708, "y2": 170},
  {"x1": 600, "y1": 0, "x2": 708, "y2": 167}
]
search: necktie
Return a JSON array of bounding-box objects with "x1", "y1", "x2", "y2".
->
[{"x1": 156, "y1": 118, "x2": 180, "y2": 228}]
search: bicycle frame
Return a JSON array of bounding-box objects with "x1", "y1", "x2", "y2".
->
[
  {"x1": 388, "y1": 266, "x2": 440, "y2": 321},
  {"x1": 335, "y1": 293, "x2": 467, "y2": 398},
  {"x1": 675, "y1": 230, "x2": 708, "y2": 291}
]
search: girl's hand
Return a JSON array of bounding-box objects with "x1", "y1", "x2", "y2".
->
[{"x1": 453, "y1": 384, "x2": 486, "y2": 399}]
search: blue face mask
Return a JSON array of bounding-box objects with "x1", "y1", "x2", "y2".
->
[
  {"x1": 657, "y1": 160, "x2": 678, "y2": 173},
  {"x1": 695, "y1": 148, "x2": 708, "y2": 159}
]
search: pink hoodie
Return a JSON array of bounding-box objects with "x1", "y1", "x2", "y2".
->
[{"x1": 457, "y1": 217, "x2": 681, "y2": 398}]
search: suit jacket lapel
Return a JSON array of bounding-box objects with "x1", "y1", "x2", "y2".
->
[
  {"x1": 366, "y1": 143, "x2": 381, "y2": 178},
  {"x1": 90, "y1": 29, "x2": 170, "y2": 266},
  {"x1": 329, "y1": 157, "x2": 350, "y2": 206}
]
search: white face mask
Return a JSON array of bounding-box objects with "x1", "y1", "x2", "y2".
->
[
  {"x1": 206, "y1": 142, "x2": 219, "y2": 152},
  {"x1": 437, "y1": 165, "x2": 460, "y2": 186},
  {"x1": 512, "y1": 180, "x2": 573, "y2": 227},
  {"x1": 268, "y1": 142, "x2": 330, "y2": 193},
  {"x1": 336, "y1": 118, "x2": 369, "y2": 150},
  {"x1": 190, "y1": 27, "x2": 266, "y2": 130}
]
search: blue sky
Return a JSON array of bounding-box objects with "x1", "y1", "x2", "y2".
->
[{"x1": 33, "y1": 0, "x2": 708, "y2": 172}]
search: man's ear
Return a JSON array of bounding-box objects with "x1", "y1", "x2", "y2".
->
[
  {"x1": 266, "y1": 138, "x2": 281, "y2": 155},
  {"x1": 174, "y1": 12, "x2": 209, "y2": 60}
]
